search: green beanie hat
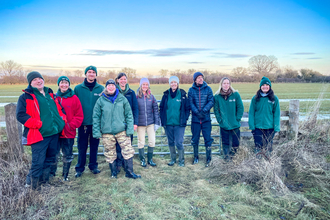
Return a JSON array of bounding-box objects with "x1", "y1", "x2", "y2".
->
[
  {"x1": 85, "y1": 65, "x2": 97, "y2": 76},
  {"x1": 260, "y1": 76, "x2": 271, "y2": 88},
  {"x1": 27, "y1": 71, "x2": 44, "y2": 85},
  {"x1": 57, "y1": 76, "x2": 70, "y2": 86}
]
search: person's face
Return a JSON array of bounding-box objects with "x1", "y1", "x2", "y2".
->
[
  {"x1": 261, "y1": 84, "x2": 270, "y2": 93},
  {"x1": 195, "y1": 75, "x2": 203, "y2": 85},
  {"x1": 142, "y1": 82, "x2": 149, "y2": 93},
  {"x1": 31, "y1": 77, "x2": 44, "y2": 91},
  {"x1": 170, "y1": 81, "x2": 178, "y2": 91},
  {"x1": 86, "y1": 70, "x2": 96, "y2": 82},
  {"x1": 221, "y1": 79, "x2": 230, "y2": 91},
  {"x1": 59, "y1": 80, "x2": 69, "y2": 93},
  {"x1": 118, "y1": 76, "x2": 127, "y2": 88},
  {"x1": 107, "y1": 84, "x2": 116, "y2": 94}
]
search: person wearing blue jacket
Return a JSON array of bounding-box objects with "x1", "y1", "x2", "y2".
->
[
  {"x1": 159, "y1": 76, "x2": 190, "y2": 167},
  {"x1": 188, "y1": 72, "x2": 214, "y2": 167},
  {"x1": 114, "y1": 72, "x2": 139, "y2": 173}
]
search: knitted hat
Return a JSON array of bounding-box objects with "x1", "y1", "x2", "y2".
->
[
  {"x1": 193, "y1": 72, "x2": 203, "y2": 81},
  {"x1": 27, "y1": 71, "x2": 44, "y2": 85},
  {"x1": 259, "y1": 76, "x2": 271, "y2": 88},
  {"x1": 85, "y1": 65, "x2": 97, "y2": 76},
  {"x1": 169, "y1": 76, "x2": 179, "y2": 85},
  {"x1": 140, "y1": 78, "x2": 150, "y2": 87},
  {"x1": 57, "y1": 76, "x2": 70, "y2": 86},
  {"x1": 105, "y1": 79, "x2": 116, "y2": 87}
]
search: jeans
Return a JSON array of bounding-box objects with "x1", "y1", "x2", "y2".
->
[
  {"x1": 191, "y1": 121, "x2": 214, "y2": 147},
  {"x1": 165, "y1": 125, "x2": 186, "y2": 150}
]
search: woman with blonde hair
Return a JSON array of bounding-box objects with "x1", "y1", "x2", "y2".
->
[
  {"x1": 214, "y1": 77, "x2": 244, "y2": 161},
  {"x1": 136, "y1": 78, "x2": 160, "y2": 167}
]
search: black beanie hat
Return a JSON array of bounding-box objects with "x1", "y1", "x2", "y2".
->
[
  {"x1": 27, "y1": 71, "x2": 44, "y2": 85},
  {"x1": 85, "y1": 65, "x2": 97, "y2": 76},
  {"x1": 57, "y1": 76, "x2": 70, "y2": 86},
  {"x1": 193, "y1": 72, "x2": 204, "y2": 81},
  {"x1": 105, "y1": 79, "x2": 116, "y2": 87}
]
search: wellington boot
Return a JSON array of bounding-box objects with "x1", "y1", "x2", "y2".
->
[
  {"x1": 31, "y1": 177, "x2": 40, "y2": 191},
  {"x1": 124, "y1": 158, "x2": 141, "y2": 179},
  {"x1": 147, "y1": 147, "x2": 157, "y2": 166},
  {"x1": 138, "y1": 148, "x2": 147, "y2": 167},
  {"x1": 193, "y1": 145, "x2": 199, "y2": 164},
  {"x1": 205, "y1": 146, "x2": 212, "y2": 167},
  {"x1": 178, "y1": 149, "x2": 185, "y2": 167},
  {"x1": 62, "y1": 162, "x2": 71, "y2": 181},
  {"x1": 109, "y1": 162, "x2": 117, "y2": 179},
  {"x1": 168, "y1": 146, "x2": 176, "y2": 166}
]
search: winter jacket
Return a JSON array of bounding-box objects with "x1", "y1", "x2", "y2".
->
[
  {"x1": 159, "y1": 89, "x2": 190, "y2": 127},
  {"x1": 117, "y1": 85, "x2": 139, "y2": 126},
  {"x1": 248, "y1": 95, "x2": 281, "y2": 132},
  {"x1": 74, "y1": 80, "x2": 104, "y2": 125},
  {"x1": 214, "y1": 91, "x2": 244, "y2": 130},
  {"x1": 16, "y1": 85, "x2": 66, "y2": 145},
  {"x1": 56, "y1": 89, "x2": 84, "y2": 138},
  {"x1": 136, "y1": 93, "x2": 160, "y2": 126},
  {"x1": 93, "y1": 92, "x2": 134, "y2": 139},
  {"x1": 188, "y1": 82, "x2": 214, "y2": 123}
]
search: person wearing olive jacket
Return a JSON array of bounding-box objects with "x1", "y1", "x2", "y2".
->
[
  {"x1": 248, "y1": 76, "x2": 280, "y2": 157},
  {"x1": 214, "y1": 77, "x2": 244, "y2": 161},
  {"x1": 188, "y1": 72, "x2": 214, "y2": 167},
  {"x1": 114, "y1": 72, "x2": 139, "y2": 173},
  {"x1": 93, "y1": 79, "x2": 141, "y2": 179},
  {"x1": 159, "y1": 76, "x2": 190, "y2": 167},
  {"x1": 74, "y1": 66, "x2": 104, "y2": 177},
  {"x1": 136, "y1": 78, "x2": 161, "y2": 167},
  {"x1": 50, "y1": 76, "x2": 84, "y2": 181}
]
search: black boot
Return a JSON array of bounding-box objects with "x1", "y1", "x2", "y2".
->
[
  {"x1": 49, "y1": 163, "x2": 57, "y2": 178},
  {"x1": 168, "y1": 146, "x2": 176, "y2": 166},
  {"x1": 39, "y1": 167, "x2": 50, "y2": 185},
  {"x1": 223, "y1": 145, "x2": 230, "y2": 162},
  {"x1": 31, "y1": 177, "x2": 40, "y2": 191},
  {"x1": 193, "y1": 145, "x2": 199, "y2": 164},
  {"x1": 138, "y1": 148, "x2": 147, "y2": 167},
  {"x1": 124, "y1": 158, "x2": 141, "y2": 179},
  {"x1": 205, "y1": 146, "x2": 212, "y2": 167},
  {"x1": 178, "y1": 149, "x2": 185, "y2": 167},
  {"x1": 147, "y1": 147, "x2": 157, "y2": 166},
  {"x1": 62, "y1": 162, "x2": 71, "y2": 181},
  {"x1": 109, "y1": 162, "x2": 117, "y2": 179}
]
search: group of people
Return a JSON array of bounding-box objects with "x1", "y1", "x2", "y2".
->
[{"x1": 16, "y1": 66, "x2": 280, "y2": 190}]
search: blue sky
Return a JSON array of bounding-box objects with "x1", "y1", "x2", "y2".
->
[{"x1": 1, "y1": 0, "x2": 329, "y2": 75}]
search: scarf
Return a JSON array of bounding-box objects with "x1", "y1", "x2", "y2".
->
[
  {"x1": 103, "y1": 88, "x2": 119, "y2": 103},
  {"x1": 220, "y1": 88, "x2": 232, "y2": 100},
  {"x1": 116, "y1": 83, "x2": 130, "y2": 96},
  {"x1": 56, "y1": 88, "x2": 74, "y2": 98},
  {"x1": 84, "y1": 78, "x2": 96, "y2": 91}
]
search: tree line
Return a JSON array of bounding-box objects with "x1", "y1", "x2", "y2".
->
[{"x1": 1, "y1": 55, "x2": 329, "y2": 84}]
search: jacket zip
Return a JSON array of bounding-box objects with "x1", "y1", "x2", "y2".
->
[
  {"x1": 144, "y1": 95, "x2": 148, "y2": 126},
  {"x1": 199, "y1": 87, "x2": 201, "y2": 124}
]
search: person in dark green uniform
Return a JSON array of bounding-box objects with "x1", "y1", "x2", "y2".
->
[
  {"x1": 248, "y1": 76, "x2": 280, "y2": 158},
  {"x1": 214, "y1": 77, "x2": 244, "y2": 161}
]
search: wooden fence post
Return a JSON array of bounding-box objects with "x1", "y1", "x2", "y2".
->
[
  {"x1": 5, "y1": 103, "x2": 24, "y2": 159},
  {"x1": 288, "y1": 100, "x2": 299, "y2": 141}
]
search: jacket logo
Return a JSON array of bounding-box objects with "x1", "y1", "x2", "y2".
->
[
  {"x1": 229, "y1": 99, "x2": 236, "y2": 102},
  {"x1": 94, "y1": 93, "x2": 100, "y2": 96},
  {"x1": 268, "y1": 100, "x2": 275, "y2": 104}
]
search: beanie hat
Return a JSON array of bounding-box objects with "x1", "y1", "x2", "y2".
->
[
  {"x1": 169, "y1": 76, "x2": 179, "y2": 85},
  {"x1": 57, "y1": 76, "x2": 70, "y2": 86},
  {"x1": 193, "y1": 72, "x2": 204, "y2": 81},
  {"x1": 85, "y1": 65, "x2": 97, "y2": 76},
  {"x1": 259, "y1": 76, "x2": 271, "y2": 88},
  {"x1": 105, "y1": 79, "x2": 116, "y2": 87},
  {"x1": 27, "y1": 71, "x2": 44, "y2": 85},
  {"x1": 140, "y1": 78, "x2": 150, "y2": 87}
]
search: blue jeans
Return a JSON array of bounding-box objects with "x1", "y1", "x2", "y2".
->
[
  {"x1": 165, "y1": 126, "x2": 186, "y2": 150},
  {"x1": 191, "y1": 121, "x2": 214, "y2": 147},
  {"x1": 253, "y1": 128, "x2": 275, "y2": 152},
  {"x1": 75, "y1": 125, "x2": 100, "y2": 172}
]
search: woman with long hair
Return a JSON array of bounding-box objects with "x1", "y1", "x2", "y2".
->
[
  {"x1": 248, "y1": 76, "x2": 280, "y2": 158},
  {"x1": 214, "y1": 77, "x2": 244, "y2": 161}
]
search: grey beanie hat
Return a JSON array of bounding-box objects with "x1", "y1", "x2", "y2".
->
[
  {"x1": 27, "y1": 71, "x2": 44, "y2": 85},
  {"x1": 169, "y1": 76, "x2": 179, "y2": 85}
]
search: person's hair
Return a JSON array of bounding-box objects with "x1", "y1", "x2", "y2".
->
[
  {"x1": 255, "y1": 88, "x2": 275, "y2": 102},
  {"x1": 214, "y1": 77, "x2": 236, "y2": 95},
  {"x1": 115, "y1": 72, "x2": 127, "y2": 84},
  {"x1": 137, "y1": 87, "x2": 151, "y2": 98}
]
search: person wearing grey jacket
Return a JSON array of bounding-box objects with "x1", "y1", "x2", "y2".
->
[{"x1": 136, "y1": 78, "x2": 160, "y2": 167}]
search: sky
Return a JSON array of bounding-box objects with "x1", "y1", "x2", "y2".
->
[{"x1": 1, "y1": 0, "x2": 329, "y2": 76}]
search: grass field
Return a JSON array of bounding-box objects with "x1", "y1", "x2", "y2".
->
[{"x1": 1, "y1": 83, "x2": 330, "y2": 116}]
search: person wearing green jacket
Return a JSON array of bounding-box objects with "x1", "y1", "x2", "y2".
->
[
  {"x1": 93, "y1": 79, "x2": 141, "y2": 179},
  {"x1": 248, "y1": 76, "x2": 280, "y2": 157},
  {"x1": 214, "y1": 77, "x2": 244, "y2": 161}
]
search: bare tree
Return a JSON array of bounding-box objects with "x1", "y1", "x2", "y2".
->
[
  {"x1": 120, "y1": 67, "x2": 136, "y2": 78},
  {"x1": 0, "y1": 60, "x2": 23, "y2": 76},
  {"x1": 159, "y1": 69, "x2": 169, "y2": 77},
  {"x1": 73, "y1": 69, "x2": 83, "y2": 77},
  {"x1": 64, "y1": 70, "x2": 72, "y2": 77},
  {"x1": 231, "y1": 67, "x2": 248, "y2": 77},
  {"x1": 248, "y1": 55, "x2": 279, "y2": 74}
]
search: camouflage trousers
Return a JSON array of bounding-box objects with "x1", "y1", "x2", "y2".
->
[{"x1": 102, "y1": 131, "x2": 135, "y2": 164}]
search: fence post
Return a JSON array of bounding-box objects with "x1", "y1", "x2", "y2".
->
[
  {"x1": 5, "y1": 103, "x2": 24, "y2": 159},
  {"x1": 288, "y1": 100, "x2": 299, "y2": 141}
]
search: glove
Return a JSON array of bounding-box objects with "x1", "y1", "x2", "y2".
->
[
  {"x1": 154, "y1": 124, "x2": 160, "y2": 131},
  {"x1": 251, "y1": 130, "x2": 255, "y2": 135},
  {"x1": 196, "y1": 111, "x2": 205, "y2": 119}
]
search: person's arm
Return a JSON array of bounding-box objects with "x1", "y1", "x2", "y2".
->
[
  {"x1": 159, "y1": 94, "x2": 166, "y2": 126},
  {"x1": 202, "y1": 87, "x2": 215, "y2": 112},
  {"x1": 188, "y1": 88, "x2": 198, "y2": 114},
  {"x1": 213, "y1": 95, "x2": 221, "y2": 125},
  {"x1": 236, "y1": 93, "x2": 244, "y2": 122},
  {"x1": 69, "y1": 95, "x2": 84, "y2": 130},
  {"x1": 131, "y1": 91, "x2": 139, "y2": 130},
  {"x1": 16, "y1": 94, "x2": 42, "y2": 129},
  {"x1": 152, "y1": 95, "x2": 161, "y2": 126},
  {"x1": 273, "y1": 96, "x2": 281, "y2": 132},
  {"x1": 124, "y1": 99, "x2": 134, "y2": 136},
  {"x1": 92, "y1": 99, "x2": 102, "y2": 139},
  {"x1": 183, "y1": 92, "x2": 191, "y2": 122},
  {"x1": 248, "y1": 97, "x2": 256, "y2": 131}
]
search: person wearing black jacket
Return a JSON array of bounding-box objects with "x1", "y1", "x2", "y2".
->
[{"x1": 159, "y1": 76, "x2": 190, "y2": 167}]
